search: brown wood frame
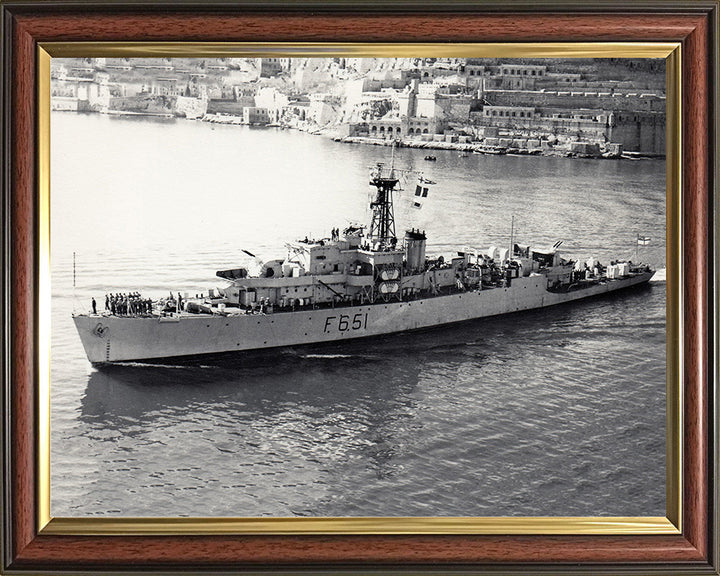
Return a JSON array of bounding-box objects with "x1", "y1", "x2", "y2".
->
[{"x1": 1, "y1": 1, "x2": 717, "y2": 573}]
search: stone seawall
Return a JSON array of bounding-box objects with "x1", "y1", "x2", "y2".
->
[{"x1": 333, "y1": 135, "x2": 662, "y2": 160}]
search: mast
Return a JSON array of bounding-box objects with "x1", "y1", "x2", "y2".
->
[
  {"x1": 509, "y1": 215, "x2": 514, "y2": 261},
  {"x1": 635, "y1": 234, "x2": 638, "y2": 262},
  {"x1": 368, "y1": 162, "x2": 399, "y2": 251},
  {"x1": 72, "y1": 251, "x2": 76, "y2": 313}
]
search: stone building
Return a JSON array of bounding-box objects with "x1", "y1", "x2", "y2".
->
[
  {"x1": 479, "y1": 88, "x2": 665, "y2": 153},
  {"x1": 256, "y1": 58, "x2": 290, "y2": 77},
  {"x1": 243, "y1": 107, "x2": 270, "y2": 125},
  {"x1": 50, "y1": 72, "x2": 110, "y2": 113},
  {"x1": 608, "y1": 111, "x2": 665, "y2": 154},
  {"x1": 498, "y1": 64, "x2": 547, "y2": 90},
  {"x1": 149, "y1": 77, "x2": 180, "y2": 97}
]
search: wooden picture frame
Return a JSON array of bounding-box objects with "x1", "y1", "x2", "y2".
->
[{"x1": 1, "y1": 1, "x2": 717, "y2": 573}]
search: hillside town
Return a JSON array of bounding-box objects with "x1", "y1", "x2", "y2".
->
[{"x1": 51, "y1": 57, "x2": 665, "y2": 159}]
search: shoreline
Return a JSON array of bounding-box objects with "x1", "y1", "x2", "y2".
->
[
  {"x1": 54, "y1": 108, "x2": 664, "y2": 161},
  {"x1": 331, "y1": 135, "x2": 664, "y2": 161}
]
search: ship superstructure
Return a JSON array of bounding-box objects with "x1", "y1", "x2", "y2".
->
[{"x1": 73, "y1": 161, "x2": 655, "y2": 364}]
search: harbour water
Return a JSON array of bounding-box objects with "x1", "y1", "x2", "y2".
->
[{"x1": 50, "y1": 113, "x2": 666, "y2": 518}]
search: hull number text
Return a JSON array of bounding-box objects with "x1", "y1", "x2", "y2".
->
[{"x1": 323, "y1": 313, "x2": 369, "y2": 334}]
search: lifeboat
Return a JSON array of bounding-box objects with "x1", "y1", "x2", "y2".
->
[
  {"x1": 379, "y1": 281, "x2": 400, "y2": 294},
  {"x1": 380, "y1": 268, "x2": 400, "y2": 281}
]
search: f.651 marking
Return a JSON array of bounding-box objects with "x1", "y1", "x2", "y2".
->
[{"x1": 323, "y1": 312, "x2": 369, "y2": 333}]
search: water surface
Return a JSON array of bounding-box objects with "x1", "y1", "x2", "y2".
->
[{"x1": 50, "y1": 113, "x2": 666, "y2": 517}]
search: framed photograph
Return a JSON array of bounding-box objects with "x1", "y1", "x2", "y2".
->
[{"x1": 1, "y1": 1, "x2": 717, "y2": 574}]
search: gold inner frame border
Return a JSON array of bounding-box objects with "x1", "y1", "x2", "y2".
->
[{"x1": 36, "y1": 42, "x2": 682, "y2": 536}]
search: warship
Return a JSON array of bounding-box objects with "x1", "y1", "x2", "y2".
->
[{"x1": 73, "y1": 160, "x2": 654, "y2": 365}]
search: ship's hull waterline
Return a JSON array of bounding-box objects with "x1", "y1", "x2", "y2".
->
[{"x1": 73, "y1": 271, "x2": 653, "y2": 364}]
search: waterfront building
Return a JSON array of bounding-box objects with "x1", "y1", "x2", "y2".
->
[
  {"x1": 482, "y1": 105, "x2": 537, "y2": 122},
  {"x1": 477, "y1": 88, "x2": 665, "y2": 153},
  {"x1": 242, "y1": 107, "x2": 271, "y2": 125},
  {"x1": 255, "y1": 87, "x2": 290, "y2": 123},
  {"x1": 50, "y1": 72, "x2": 110, "y2": 113}
]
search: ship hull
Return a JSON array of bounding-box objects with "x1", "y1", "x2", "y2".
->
[{"x1": 73, "y1": 272, "x2": 654, "y2": 364}]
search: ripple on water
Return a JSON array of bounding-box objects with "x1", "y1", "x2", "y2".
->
[{"x1": 51, "y1": 114, "x2": 666, "y2": 518}]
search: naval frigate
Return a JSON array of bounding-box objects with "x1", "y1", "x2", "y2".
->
[{"x1": 73, "y1": 160, "x2": 654, "y2": 364}]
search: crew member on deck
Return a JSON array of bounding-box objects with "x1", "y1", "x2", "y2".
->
[{"x1": 91, "y1": 297, "x2": 97, "y2": 314}]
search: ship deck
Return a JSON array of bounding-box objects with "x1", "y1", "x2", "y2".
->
[{"x1": 81, "y1": 271, "x2": 653, "y2": 322}]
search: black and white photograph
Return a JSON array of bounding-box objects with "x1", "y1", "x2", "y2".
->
[{"x1": 50, "y1": 55, "x2": 666, "y2": 519}]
